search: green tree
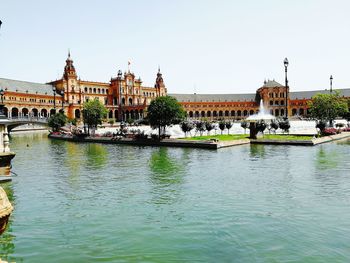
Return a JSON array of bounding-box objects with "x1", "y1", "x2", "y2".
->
[
  {"x1": 308, "y1": 91, "x2": 348, "y2": 126},
  {"x1": 241, "y1": 120, "x2": 249, "y2": 134},
  {"x1": 147, "y1": 96, "x2": 185, "y2": 139},
  {"x1": 180, "y1": 121, "x2": 194, "y2": 137},
  {"x1": 83, "y1": 99, "x2": 108, "y2": 134},
  {"x1": 219, "y1": 120, "x2": 226, "y2": 135},
  {"x1": 225, "y1": 121, "x2": 233, "y2": 135},
  {"x1": 195, "y1": 121, "x2": 206, "y2": 136},
  {"x1": 205, "y1": 121, "x2": 214, "y2": 135},
  {"x1": 48, "y1": 112, "x2": 67, "y2": 132}
]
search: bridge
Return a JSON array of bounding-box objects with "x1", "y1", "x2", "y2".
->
[{"x1": 5, "y1": 117, "x2": 48, "y2": 132}]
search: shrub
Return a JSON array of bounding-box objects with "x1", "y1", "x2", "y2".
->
[
  {"x1": 316, "y1": 120, "x2": 327, "y2": 132},
  {"x1": 322, "y1": 128, "x2": 337, "y2": 136}
]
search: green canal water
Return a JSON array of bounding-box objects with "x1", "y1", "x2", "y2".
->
[{"x1": 1, "y1": 132, "x2": 350, "y2": 262}]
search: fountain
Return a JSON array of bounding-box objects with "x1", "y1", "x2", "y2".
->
[
  {"x1": 246, "y1": 100, "x2": 276, "y2": 139},
  {"x1": 247, "y1": 99, "x2": 275, "y2": 122}
]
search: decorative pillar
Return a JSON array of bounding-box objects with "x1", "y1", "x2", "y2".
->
[{"x1": 3, "y1": 125, "x2": 10, "y2": 153}]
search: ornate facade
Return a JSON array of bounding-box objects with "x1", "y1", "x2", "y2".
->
[
  {"x1": 0, "y1": 54, "x2": 349, "y2": 122},
  {"x1": 171, "y1": 80, "x2": 350, "y2": 120},
  {"x1": 0, "y1": 53, "x2": 166, "y2": 121}
]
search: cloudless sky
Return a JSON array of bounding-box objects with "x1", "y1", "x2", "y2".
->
[{"x1": 0, "y1": 0, "x2": 349, "y2": 94}]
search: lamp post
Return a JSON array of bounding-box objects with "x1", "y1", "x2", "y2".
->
[
  {"x1": 53, "y1": 86, "x2": 56, "y2": 112},
  {"x1": 330, "y1": 75, "x2": 333, "y2": 93},
  {"x1": 284, "y1": 57, "x2": 289, "y2": 118},
  {"x1": 61, "y1": 90, "x2": 64, "y2": 113},
  {"x1": 0, "y1": 88, "x2": 5, "y2": 119}
]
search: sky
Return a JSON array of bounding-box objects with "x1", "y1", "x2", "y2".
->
[{"x1": 0, "y1": 0, "x2": 350, "y2": 94}]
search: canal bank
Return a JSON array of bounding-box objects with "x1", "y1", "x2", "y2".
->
[{"x1": 49, "y1": 132, "x2": 350, "y2": 149}]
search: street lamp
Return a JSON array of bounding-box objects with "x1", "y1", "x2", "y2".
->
[
  {"x1": 0, "y1": 88, "x2": 5, "y2": 119},
  {"x1": 330, "y1": 75, "x2": 333, "y2": 93},
  {"x1": 284, "y1": 57, "x2": 289, "y2": 118},
  {"x1": 53, "y1": 86, "x2": 56, "y2": 111},
  {"x1": 61, "y1": 90, "x2": 64, "y2": 113}
]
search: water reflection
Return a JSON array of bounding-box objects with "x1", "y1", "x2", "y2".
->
[
  {"x1": 85, "y1": 144, "x2": 108, "y2": 169},
  {"x1": 316, "y1": 146, "x2": 338, "y2": 170},
  {"x1": 249, "y1": 144, "x2": 266, "y2": 159},
  {"x1": 148, "y1": 148, "x2": 186, "y2": 205}
]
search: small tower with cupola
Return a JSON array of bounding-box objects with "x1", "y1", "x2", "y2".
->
[
  {"x1": 155, "y1": 67, "x2": 166, "y2": 97},
  {"x1": 63, "y1": 51, "x2": 79, "y2": 105}
]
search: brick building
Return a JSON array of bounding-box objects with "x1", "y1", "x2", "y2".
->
[{"x1": 0, "y1": 54, "x2": 349, "y2": 122}]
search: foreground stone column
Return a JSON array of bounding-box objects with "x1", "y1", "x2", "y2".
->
[{"x1": 0, "y1": 187, "x2": 13, "y2": 235}]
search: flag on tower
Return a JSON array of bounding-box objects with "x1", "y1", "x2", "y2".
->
[{"x1": 128, "y1": 61, "x2": 131, "y2": 72}]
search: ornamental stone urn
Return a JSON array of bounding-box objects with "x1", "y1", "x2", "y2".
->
[{"x1": 0, "y1": 186, "x2": 13, "y2": 235}]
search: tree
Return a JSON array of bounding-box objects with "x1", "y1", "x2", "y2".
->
[
  {"x1": 180, "y1": 121, "x2": 194, "y2": 137},
  {"x1": 241, "y1": 121, "x2": 249, "y2": 134},
  {"x1": 205, "y1": 121, "x2": 214, "y2": 135},
  {"x1": 195, "y1": 121, "x2": 206, "y2": 136},
  {"x1": 48, "y1": 112, "x2": 67, "y2": 132},
  {"x1": 225, "y1": 121, "x2": 233, "y2": 135},
  {"x1": 269, "y1": 120, "x2": 279, "y2": 134},
  {"x1": 83, "y1": 99, "x2": 108, "y2": 135},
  {"x1": 219, "y1": 120, "x2": 226, "y2": 135},
  {"x1": 278, "y1": 119, "x2": 290, "y2": 134},
  {"x1": 308, "y1": 91, "x2": 348, "y2": 126},
  {"x1": 256, "y1": 120, "x2": 267, "y2": 134},
  {"x1": 147, "y1": 96, "x2": 186, "y2": 139}
]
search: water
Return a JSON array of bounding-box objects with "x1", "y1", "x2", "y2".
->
[{"x1": 1, "y1": 132, "x2": 350, "y2": 262}]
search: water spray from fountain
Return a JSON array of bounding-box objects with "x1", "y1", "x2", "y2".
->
[{"x1": 246, "y1": 100, "x2": 275, "y2": 122}]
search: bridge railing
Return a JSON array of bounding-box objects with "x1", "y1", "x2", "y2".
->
[{"x1": 7, "y1": 116, "x2": 48, "y2": 123}]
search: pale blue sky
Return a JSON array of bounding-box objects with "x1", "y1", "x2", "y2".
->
[{"x1": 0, "y1": 0, "x2": 349, "y2": 94}]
